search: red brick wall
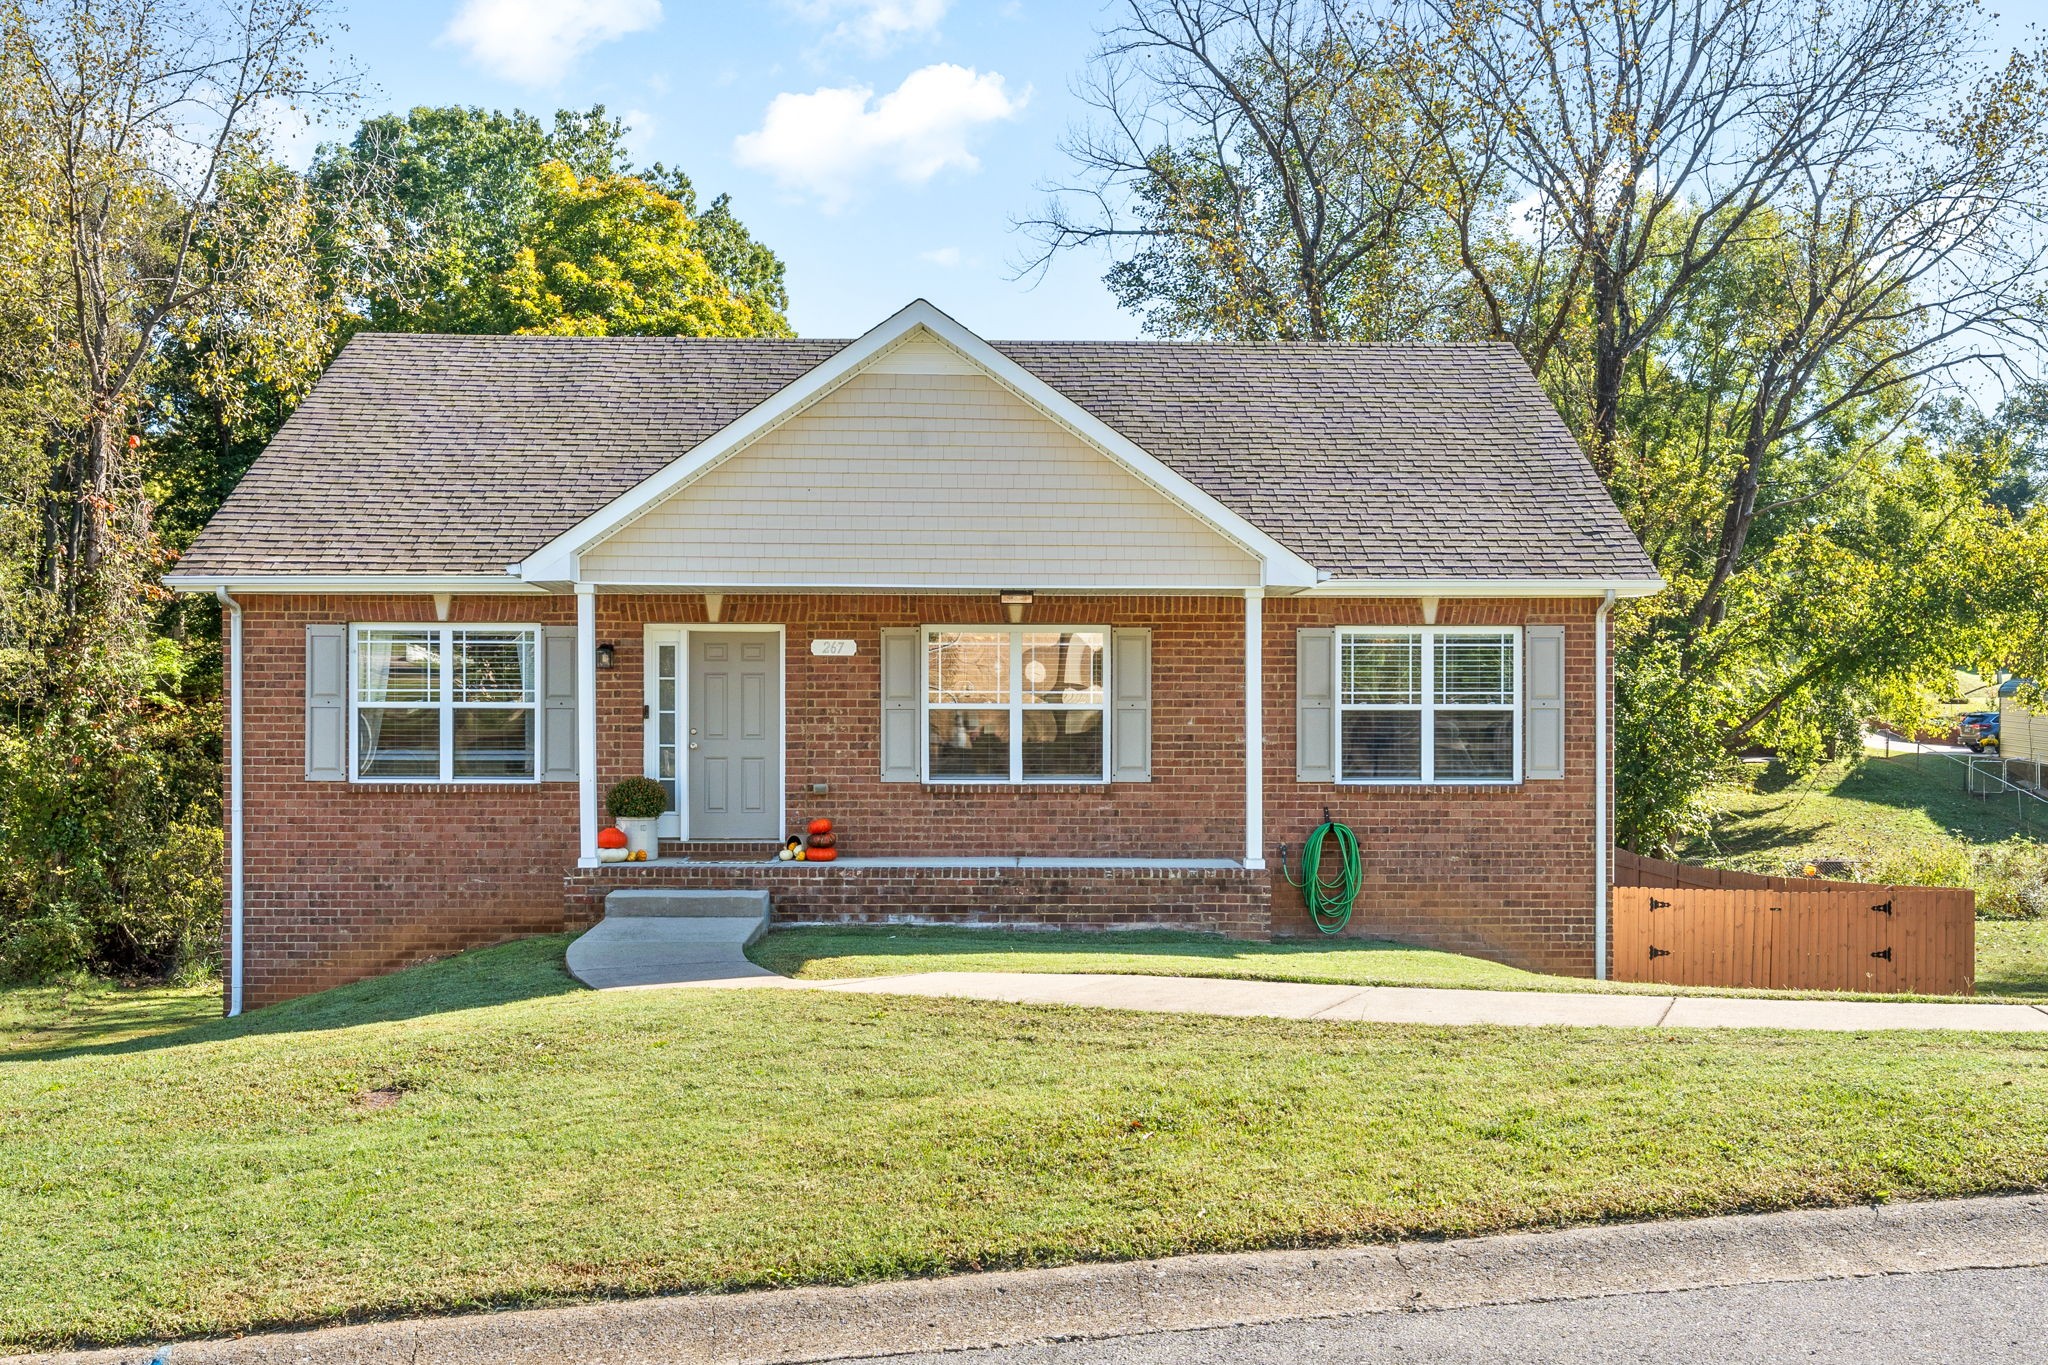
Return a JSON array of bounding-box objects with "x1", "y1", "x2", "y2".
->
[
  {"x1": 565, "y1": 861, "x2": 1270, "y2": 938},
  {"x1": 1262, "y1": 597, "x2": 1607, "y2": 975},
  {"x1": 234, "y1": 594, "x2": 578, "y2": 1007},
  {"x1": 227, "y1": 590, "x2": 1608, "y2": 1006}
]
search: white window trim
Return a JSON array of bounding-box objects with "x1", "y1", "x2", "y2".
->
[
  {"x1": 922, "y1": 626, "x2": 1112, "y2": 785},
  {"x1": 348, "y1": 623, "x2": 543, "y2": 784},
  {"x1": 1334, "y1": 625, "x2": 1522, "y2": 786}
]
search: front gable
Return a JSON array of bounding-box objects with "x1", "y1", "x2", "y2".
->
[
  {"x1": 577, "y1": 334, "x2": 1261, "y2": 589},
  {"x1": 517, "y1": 301, "x2": 1315, "y2": 589}
]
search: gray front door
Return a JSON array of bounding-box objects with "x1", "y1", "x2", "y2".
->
[{"x1": 687, "y1": 632, "x2": 780, "y2": 839}]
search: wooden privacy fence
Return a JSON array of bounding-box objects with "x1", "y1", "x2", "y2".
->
[{"x1": 1612, "y1": 851, "x2": 1976, "y2": 995}]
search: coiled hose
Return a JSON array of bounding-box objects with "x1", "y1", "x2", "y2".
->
[{"x1": 1279, "y1": 810, "x2": 1361, "y2": 935}]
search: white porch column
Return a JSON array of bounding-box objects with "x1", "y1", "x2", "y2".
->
[
  {"x1": 1244, "y1": 587, "x2": 1266, "y2": 869},
  {"x1": 576, "y1": 582, "x2": 599, "y2": 866}
]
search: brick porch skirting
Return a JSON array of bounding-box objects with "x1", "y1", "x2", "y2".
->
[{"x1": 563, "y1": 860, "x2": 1275, "y2": 939}]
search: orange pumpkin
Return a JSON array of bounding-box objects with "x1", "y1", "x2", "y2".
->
[
  {"x1": 597, "y1": 827, "x2": 628, "y2": 849},
  {"x1": 805, "y1": 846, "x2": 837, "y2": 862},
  {"x1": 807, "y1": 817, "x2": 833, "y2": 836}
]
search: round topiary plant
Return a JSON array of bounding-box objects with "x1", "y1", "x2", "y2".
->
[{"x1": 606, "y1": 776, "x2": 670, "y2": 819}]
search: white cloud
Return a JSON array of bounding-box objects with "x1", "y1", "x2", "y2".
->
[
  {"x1": 620, "y1": 109, "x2": 657, "y2": 164},
  {"x1": 919, "y1": 246, "x2": 963, "y2": 267},
  {"x1": 733, "y1": 64, "x2": 1028, "y2": 210},
  {"x1": 442, "y1": 0, "x2": 662, "y2": 86},
  {"x1": 790, "y1": 0, "x2": 949, "y2": 54}
]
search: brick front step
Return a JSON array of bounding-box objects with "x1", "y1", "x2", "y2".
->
[{"x1": 564, "y1": 860, "x2": 1274, "y2": 938}]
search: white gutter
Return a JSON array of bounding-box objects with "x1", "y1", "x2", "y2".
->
[
  {"x1": 1594, "y1": 589, "x2": 1616, "y2": 980},
  {"x1": 215, "y1": 587, "x2": 246, "y2": 1016},
  {"x1": 1296, "y1": 577, "x2": 1665, "y2": 599},
  {"x1": 166, "y1": 574, "x2": 546, "y2": 595}
]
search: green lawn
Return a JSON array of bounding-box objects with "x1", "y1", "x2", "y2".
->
[
  {"x1": 751, "y1": 923, "x2": 2048, "y2": 1003},
  {"x1": 752, "y1": 926, "x2": 1561, "y2": 990},
  {"x1": 1979, "y1": 920, "x2": 2048, "y2": 998},
  {"x1": 6, "y1": 936, "x2": 2048, "y2": 1352},
  {"x1": 1689, "y1": 750, "x2": 2043, "y2": 872},
  {"x1": 0, "y1": 974, "x2": 222, "y2": 1059}
]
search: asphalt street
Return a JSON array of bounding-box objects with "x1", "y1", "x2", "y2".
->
[{"x1": 853, "y1": 1264, "x2": 2048, "y2": 1364}]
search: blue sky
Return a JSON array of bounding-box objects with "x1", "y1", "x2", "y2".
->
[
  {"x1": 310, "y1": 0, "x2": 1138, "y2": 339},
  {"x1": 306, "y1": 0, "x2": 2048, "y2": 344}
]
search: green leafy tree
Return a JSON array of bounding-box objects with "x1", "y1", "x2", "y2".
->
[
  {"x1": 311, "y1": 105, "x2": 789, "y2": 336},
  {"x1": 464, "y1": 163, "x2": 792, "y2": 337}
]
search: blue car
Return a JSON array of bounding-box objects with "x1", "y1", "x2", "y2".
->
[{"x1": 1959, "y1": 712, "x2": 2000, "y2": 752}]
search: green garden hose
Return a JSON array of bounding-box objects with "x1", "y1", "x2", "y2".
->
[{"x1": 1279, "y1": 811, "x2": 1361, "y2": 935}]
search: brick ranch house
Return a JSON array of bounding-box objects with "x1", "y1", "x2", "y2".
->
[{"x1": 166, "y1": 300, "x2": 1661, "y2": 1012}]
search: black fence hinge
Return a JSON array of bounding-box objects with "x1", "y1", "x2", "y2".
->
[
  {"x1": 1649, "y1": 946, "x2": 1671, "y2": 960},
  {"x1": 1871, "y1": 947, "x2": 1893, "y2": 961},
  {"x1": 1648, "y1": 897, "x2": 1670, "y2": 911},
  {"x1": 1871, "y1": 900, "x2": 1894, "y2": 916}
]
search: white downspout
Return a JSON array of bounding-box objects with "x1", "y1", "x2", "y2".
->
[
  {"x1": 576, "y1": 583, "x2": 599, "y2": 866},
  {"x1": 1594, "y1": 589, "x2": 1616, "y2": 980},
  {"x1": 215, "y1": 588, "x2": 245, "y2": 1016},
  {"x1": 1243, "y1": 587, "x2": 1265, "y2": 869}
]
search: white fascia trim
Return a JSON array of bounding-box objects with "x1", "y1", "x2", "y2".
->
[
  {"x1": 569, "y1": 577, "x2": 1266, "y2": 593},
  {"x1": 511, "y1": 299, "x2": 1320, "y2": 589},
  {"x1": 1299, "y1": 577, "x2": 1665, "y2": 599},
  {"x1": 163, "y1": 574, "x2": 549, "y2": 595}
]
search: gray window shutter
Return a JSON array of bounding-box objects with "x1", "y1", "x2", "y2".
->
[
  {"x1": 880, "y1": 627, "x2": 921, "y2": 782},
  {"x1": 540, "y1": 625, "x2": 578, "y2": 781},
  {"x1": 305, "y1": 624, "x2": 347, "y2": 781},
  {"x1": 1296, "y1": 628, "x2": 1336, "y2": 782},
  {"x1": 1525, "y1": 624, "x2": 1566, "y2": 780},
  {"x1": 1111, "y1": 628, "x2": 1152, "y2": 782}
]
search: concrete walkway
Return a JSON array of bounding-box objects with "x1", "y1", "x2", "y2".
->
[
  {"x1": 564, "y1": 889, "x2": 788, "y2": 990},
  {"x1": 563, "y1": 896, "x2": 2048, "y2": 1031},
  {"x1": 21, "y1": 1194, "x2": 2048, "y2": 1364},
  {"x1": 813, "y1": 970, "x2": 2048, "y2": 1032}
]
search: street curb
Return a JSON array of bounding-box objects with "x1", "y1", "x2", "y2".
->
[{"x1": 16, "y1": 1193, "x2": 2048, "y2": 1365}]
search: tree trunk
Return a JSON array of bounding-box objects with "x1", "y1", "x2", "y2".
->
[
  {"x1": 38, "y1": 404, "x2": 124, "y2": 612},
  {"x1": 1589, "y1": 255, "x2": 1624, "y2": 479}
]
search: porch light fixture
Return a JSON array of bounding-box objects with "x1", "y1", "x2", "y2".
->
[
  {"x1": 594, "y1": 642, "x2": 616, "y2": 670},
  {"x1": 999, "y1": 590, "x2": 1034, "y2": 624}
]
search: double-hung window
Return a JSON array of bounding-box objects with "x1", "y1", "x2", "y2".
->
[
  {"x1": 1337, "y1": 627, "x2": 1519, "y2": 784},
  {"x1": 924, "y1": 627, "x2": 1108, "y2": 782},
  {"x1": 352, "y1": 626, "x2": 539, "y2": 782}
]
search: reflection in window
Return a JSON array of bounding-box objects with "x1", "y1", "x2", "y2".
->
[{"x1": 925, "y1": 628, "x2": 1107, "y2": 781}]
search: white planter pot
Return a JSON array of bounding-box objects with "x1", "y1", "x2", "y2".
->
[{"x1": 616, "y1": 816, "x2": 661, "y2": 859}]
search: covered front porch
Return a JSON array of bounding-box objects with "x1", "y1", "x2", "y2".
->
[{"x1": 562, "y1": 587, "x2": 1273, "y2": 869}]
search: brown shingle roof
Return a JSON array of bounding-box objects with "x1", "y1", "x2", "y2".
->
[{"x1": 174, "y1": 332, "x2": 1655, "y2": 583}]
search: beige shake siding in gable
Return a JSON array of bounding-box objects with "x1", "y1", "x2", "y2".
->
[{"x1": 579, "y1": 361, "x2": 1261, "y2": 588}]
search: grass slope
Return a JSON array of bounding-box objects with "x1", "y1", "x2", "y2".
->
[
  {"x1": 1690, "y1": 751, "x2": 2043, "y2": 872},
  {"x1": 6, "y1": 937, "x2": 2048, "y2": 1351}
]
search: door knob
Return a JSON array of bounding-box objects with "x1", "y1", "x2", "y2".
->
[{"x1": 689, "y1": 742, "x2": 700, "y2": 750}]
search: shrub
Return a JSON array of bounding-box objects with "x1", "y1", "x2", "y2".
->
[
  {"x1": 1859, "y1": 835, "x2": 2048, "y2": 921},
  {"x1": 605, "y1": 777, "x2": 670, "y2": 819},
  {"x1": 0, "y1": 701, "x2": 222, "y2": 983}
]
